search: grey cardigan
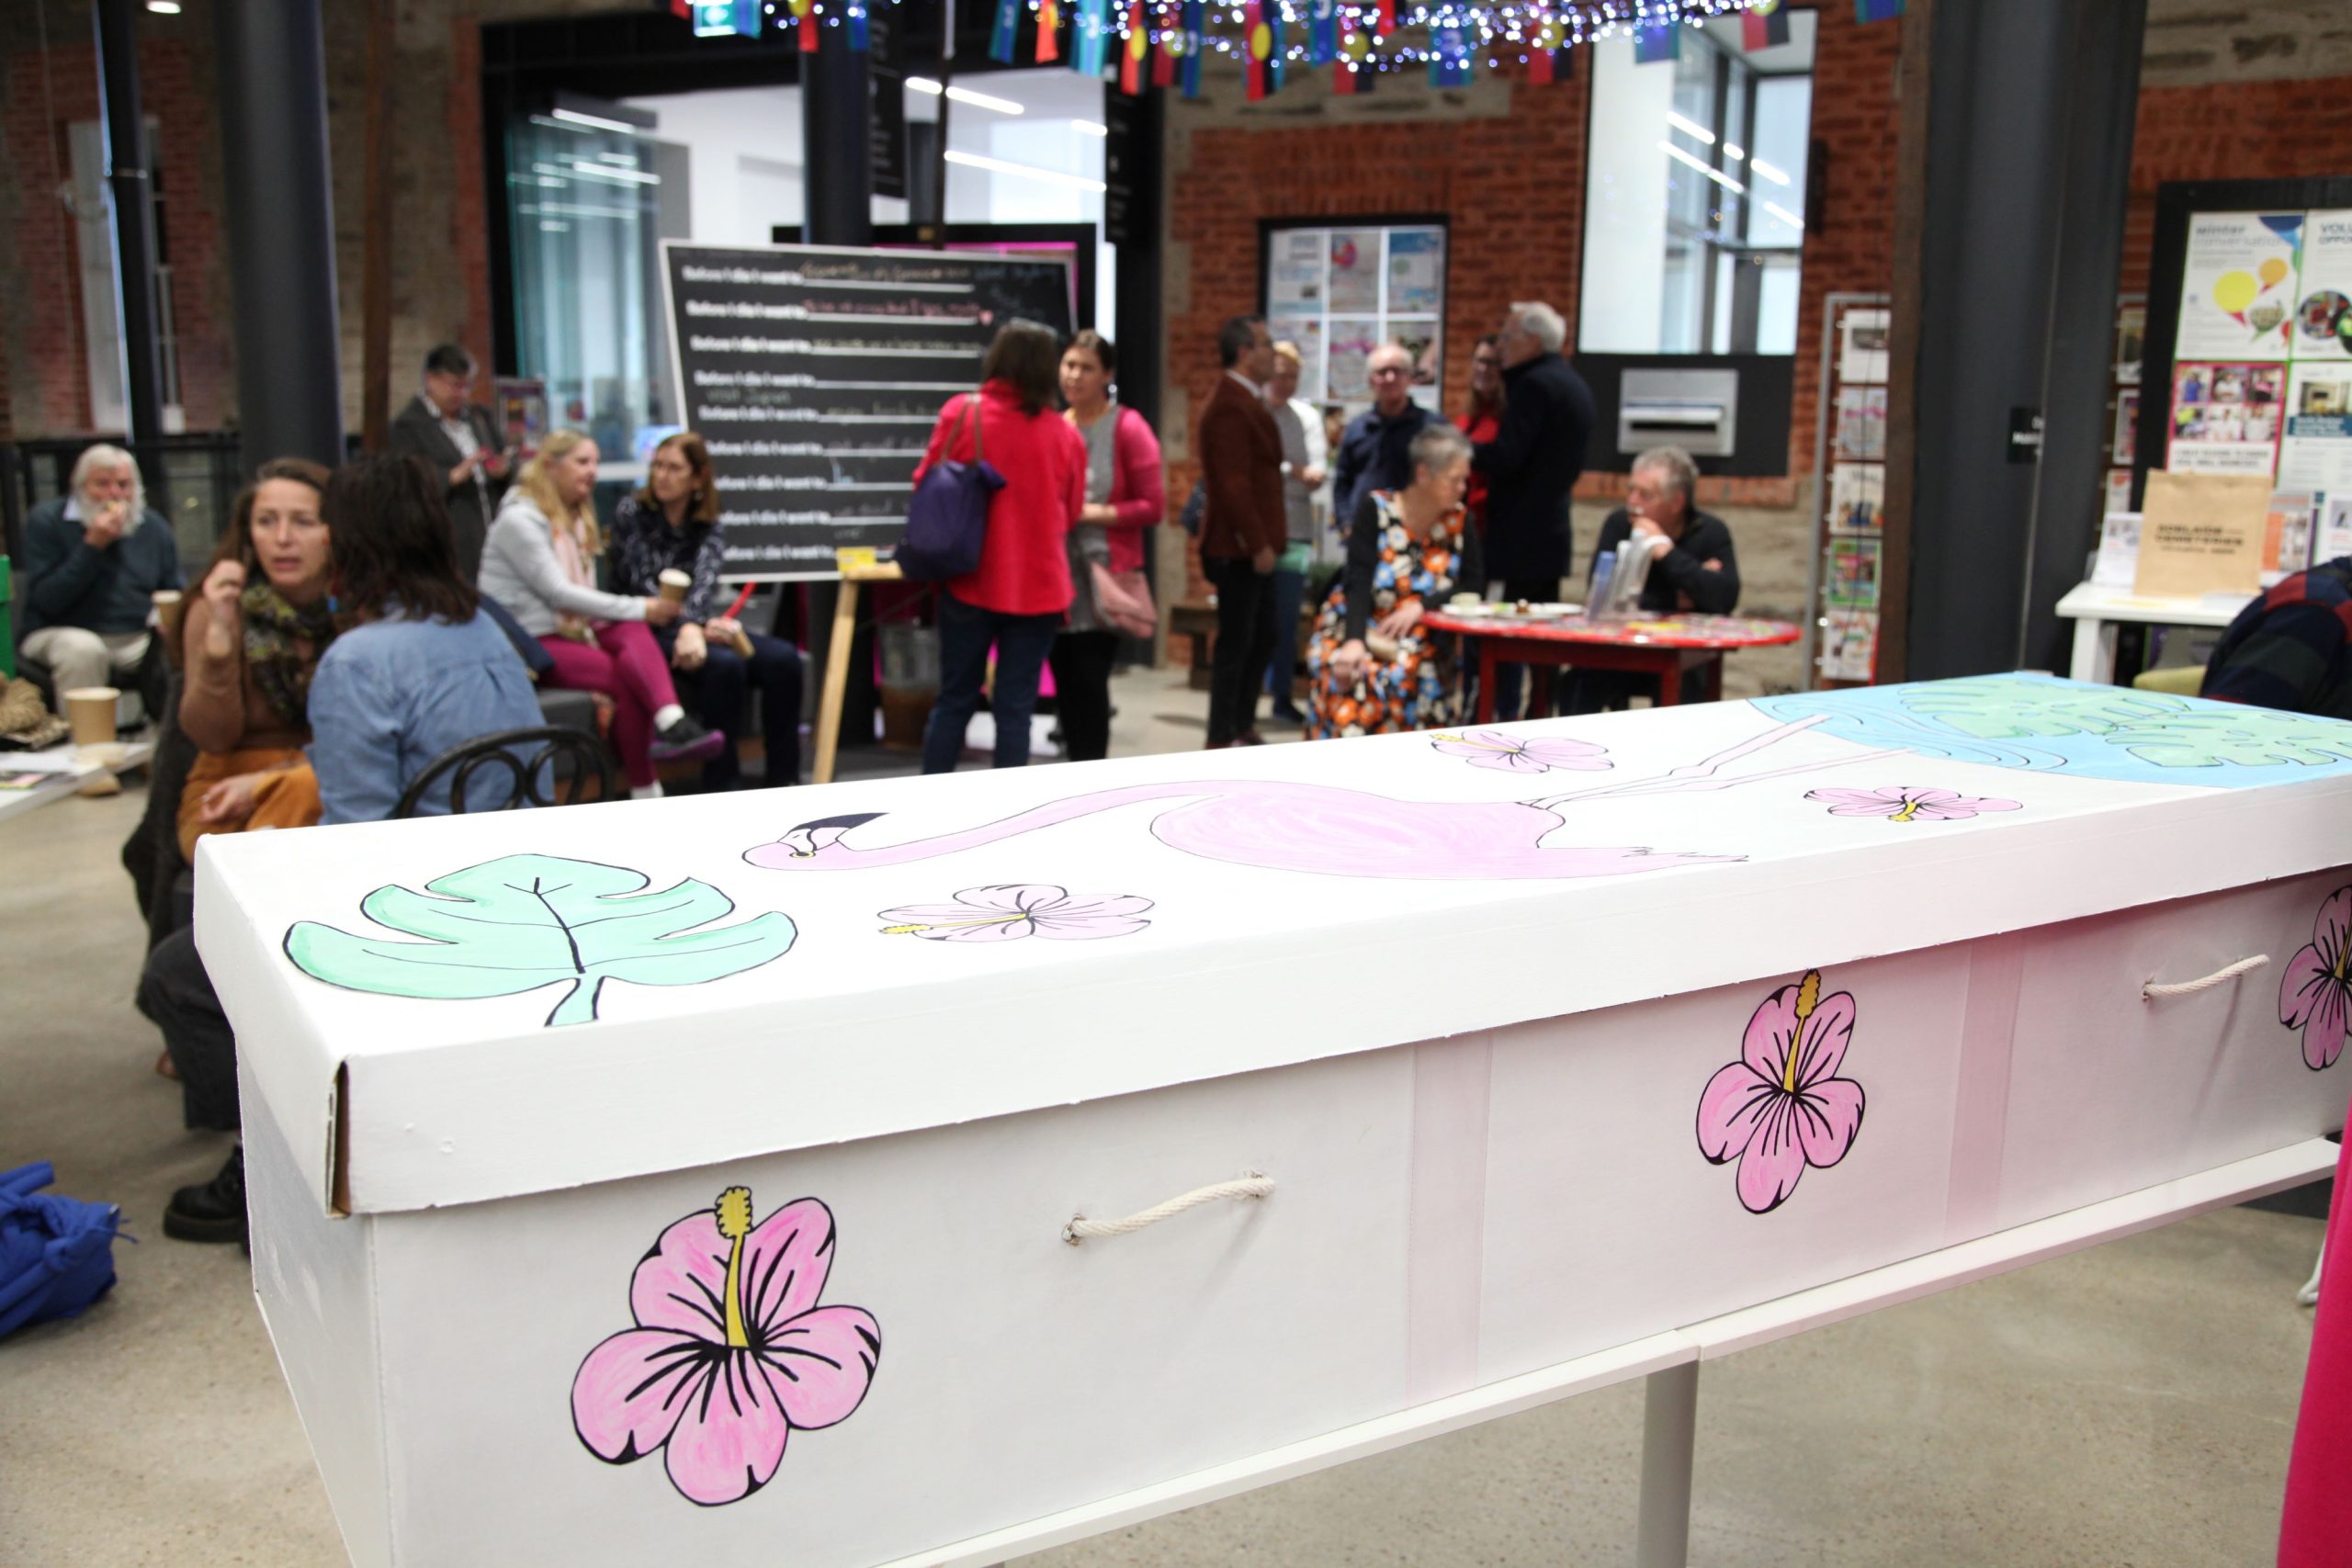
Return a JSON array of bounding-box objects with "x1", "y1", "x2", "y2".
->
[{"x1": 479, "y1": 492, "x2": 645, "y2": 638}]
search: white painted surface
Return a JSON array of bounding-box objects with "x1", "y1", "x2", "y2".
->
[
  {"x1": 2053, "y1": 581, "x2": 2256, "y2": 683},
  {"x1": 195, "y1": 682, "x2": 2352, "y2": 1217}
]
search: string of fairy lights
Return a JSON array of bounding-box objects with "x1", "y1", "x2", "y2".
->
[{"x1": 729, "y1": 0, "x2": 1788, "y2": 84}]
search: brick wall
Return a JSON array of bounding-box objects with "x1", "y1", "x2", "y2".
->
[
  {"x1": 2119, "y1": 76, "x2": 2352, "y2": 298},
  {"x1": 0, "y1": 26, "x2": 229, "y2": 438}
]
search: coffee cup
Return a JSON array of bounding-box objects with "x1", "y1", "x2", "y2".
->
[
  {"x1": 65, "y1": 686, "x2": 120, "y2": 748},
  {"x1": 153, "y1": 590, "x2": 187, "y2": 660},
  {"x1": 658, "y1": 570, "x2": 693, "y2": 604}
]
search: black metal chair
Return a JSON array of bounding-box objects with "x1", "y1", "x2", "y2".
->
[{"x1": 391, "y1": 726, "x2": 621, "y2": 818}]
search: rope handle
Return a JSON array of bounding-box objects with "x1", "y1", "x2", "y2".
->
[
  {"x1": 2143, "y1": 954, "x2": 2269, "y2": 1000},
  {"x1": 1063, "y1": 1173, "x2": 1274, "y2": 1246}
]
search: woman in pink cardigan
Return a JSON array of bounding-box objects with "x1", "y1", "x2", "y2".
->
[{"x1": 1050, "y1": 329, "x2": 1165, "y2": 761}]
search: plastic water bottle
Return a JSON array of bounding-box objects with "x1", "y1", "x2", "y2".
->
[{"x1": 1589, "y1": 553, "x2": 1616, "y2": 621}]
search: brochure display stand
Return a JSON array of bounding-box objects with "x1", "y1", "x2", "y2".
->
[
  {"x1": 2139, "y1": 178, "x2": 2352, "y2": 588},
  {"x1": 1804, "y1": 293, "x2": 1890, "y2": 684}
]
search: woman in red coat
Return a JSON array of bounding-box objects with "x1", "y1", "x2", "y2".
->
[
  {"x1": 915, "y1": 321, "x2": 1086, "y2": 773},
  {"x1": 1049, "y1": 328, "x2": 1165, "y2": 762}
]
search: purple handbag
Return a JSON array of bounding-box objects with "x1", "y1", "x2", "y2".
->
[{"x1": 897, "y1": 394, "x2": 1006, "y2": 581}]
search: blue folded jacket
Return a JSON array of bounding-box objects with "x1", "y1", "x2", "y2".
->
[{"x1": 0, "y1": 1162, "x2": 121, "y2": 1339}]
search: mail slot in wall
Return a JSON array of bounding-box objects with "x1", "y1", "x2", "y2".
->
[{"x1": 1617, "y1": 367, "x2": 1739, "y2": 458}]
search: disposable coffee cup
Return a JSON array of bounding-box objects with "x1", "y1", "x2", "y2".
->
[
  {"x1": 658, "y1": 570, "x2": 693, "y2": 604},
  {"x1": 153, "y1": 590, "x2": 186, "y2": 655},
  {"x1": 65, "y1": 686, "x2": 120, "y2": 748}
]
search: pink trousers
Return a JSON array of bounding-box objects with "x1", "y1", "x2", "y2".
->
[
  {"x1": 538, "y1": 621, "x2": 682, "y2": 787},
  {"x1": 2279, "y1": 1100, "x2": 2351, "y2": 1566}
]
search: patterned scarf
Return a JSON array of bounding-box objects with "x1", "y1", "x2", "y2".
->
[{"x1": 240, "y1": 582, "x2": 337, "y2": 729}]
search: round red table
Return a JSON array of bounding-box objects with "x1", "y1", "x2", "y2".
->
[{"x1": 1419, "y1": 611, "x2": 1803, "y2": 722}]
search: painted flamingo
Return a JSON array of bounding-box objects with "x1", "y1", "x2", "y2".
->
[{"x1": 745, "y1": 716, "x2": 1884, "y2": 884}]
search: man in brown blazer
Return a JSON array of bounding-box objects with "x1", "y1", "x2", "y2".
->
[{"x1": 1196, "y1": 314, "x2": 1285, "y2": 748}]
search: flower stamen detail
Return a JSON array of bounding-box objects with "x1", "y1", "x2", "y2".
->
[{"x1": 716, "y1": 1186, "x2": 753, "y2": 1349}]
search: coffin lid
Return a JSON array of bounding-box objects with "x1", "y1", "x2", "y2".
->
[{"x1": 194, "y1": 676, "x2": 2352, "y2": 1217}]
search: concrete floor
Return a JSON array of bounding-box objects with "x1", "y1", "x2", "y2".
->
[{"x1": 0, "y1": 667, "x2": 2326, "y2": 1567}]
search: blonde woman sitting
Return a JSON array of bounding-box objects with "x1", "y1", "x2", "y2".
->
[{"x1": 479, "y1": 430, "x2": 721, "y2": 796}]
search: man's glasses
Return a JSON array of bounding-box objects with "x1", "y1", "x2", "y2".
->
[{"x1": 1369, "y1": 367, "x2": 1409, "y2": 380}]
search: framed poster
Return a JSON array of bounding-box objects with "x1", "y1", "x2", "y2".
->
[
  {"x1": 2166, "y1": 362, "x2": 2282, "y2": 476},
  {"x1": 1260, "y1": 218, "x2": 1449, "y2": 415}
]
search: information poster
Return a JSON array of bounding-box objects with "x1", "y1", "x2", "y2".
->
[
  {"x1": 2174, "y1": 211, "x2": 2301, "y2": 361},
  {"x1": 2293, "y1": 210, "x2": 2352, "y2": 361},
  {"x1": 2266, "y1": 491, "x2": 2317, "y2": 580},
  {"x1": 2323, "y1": 494, "x2": 2352, "y2": 561},
  {"x1": 1820, "y1": 611, "x2": 1877, "y2": 682},
  {"x1": 1838, "y1": 310, "x2": 1889, "y2": 384},
  {"x1": 662, "y1": 243, "x2": 1074, "y2": 578},
  {"x1": 1387, "y1": 230, "x2": 1444, "y2": 315},
  {"x1": 2167, "y1": 362, "x2": 2282, "y2": 475},
  {"x1": 1834, "y1": 386, "x2": 1886, "y2": 459},
  {"x1": 2112, "y1": 389, "x2": 2138, "y2": 467},
  {"x1": 1327, "y1": 231, "x2": 1382, "y2": 311},
  {"x1": 2279, "y1": 361, "x2": 2352, "y2": 494}
]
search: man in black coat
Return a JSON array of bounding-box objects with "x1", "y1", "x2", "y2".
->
[
  {"x1": 387, "y1": 343, "x2": 511, "y2": 581},
  {"x1": 1472, "y1": 300, "x2": 1596, "y2": 716}
]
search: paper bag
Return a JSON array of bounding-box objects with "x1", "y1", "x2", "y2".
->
[{"x1": 2134, "y1": 471, "x2": 2269, "y2": 597}]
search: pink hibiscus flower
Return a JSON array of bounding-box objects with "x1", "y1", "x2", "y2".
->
[
  {"x1": 1695, "y1": 971, "x2": 1867, "y2": 1214},
  {"x1": 1429, "y1": 729, "x2": 1612, "y2": 775},
  {"x1": 1805, "y1": 785, "x2": 2022, "y2": 822},
  {"x1": 572, "y1": 1189, "x2": 879, "y2": 1506},
  {"x1": 2279, "y1": 886, "x2": 2352, "y2": 1072},
  {"x1": 878, "y1": 883, "x2": 1153, "y2": 942}
]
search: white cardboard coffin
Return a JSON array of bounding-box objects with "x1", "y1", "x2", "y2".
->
[{"x1": 198, "y1": 676, "x2": 2352, "y2": 1567}]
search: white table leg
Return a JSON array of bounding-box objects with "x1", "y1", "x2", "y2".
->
[
  {"x1": 1633, "y1": 1360, "x2": 1699, "y2": 1568},
  {"x1": 2069, "y1": 616, "x2": 2119, "y2": 685}
]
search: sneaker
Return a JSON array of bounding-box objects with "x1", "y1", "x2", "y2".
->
[
  {"x1": 650, "y1": 714, "x2": 725, "y2": 764},
  {"x1": 1262, "y1": 705, "x2": 1306, "y2": 728},
  {"x1": 164, "y1": 1145, "x2": 247, "y2": 1247}
]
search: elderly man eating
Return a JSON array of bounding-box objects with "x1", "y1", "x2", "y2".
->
[{"x1": 17, "y1": 444, "x2": 182, "y2": 714}]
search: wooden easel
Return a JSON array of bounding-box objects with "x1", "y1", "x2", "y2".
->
[{"x1": 811, "y1": 555, "x2": 906, "y2": 785}]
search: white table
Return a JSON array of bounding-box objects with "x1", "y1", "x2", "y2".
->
[
  {"x1": 2053, "y1": 581, "x2": 2255, "y2": 684},
  {"x1": 0, "y1": 739, "x2": 155, "y2": 824}
]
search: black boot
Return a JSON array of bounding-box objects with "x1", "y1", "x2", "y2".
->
[{"x1": 164, "y1": 1145, "x2": 246, "y2": 1247}]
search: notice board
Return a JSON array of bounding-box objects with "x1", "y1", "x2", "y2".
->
[{"x1": 661, "y1": 243, "x2": 1076, "y2": 579}]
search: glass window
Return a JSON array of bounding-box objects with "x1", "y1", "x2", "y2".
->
[
  {"x1": 504, "y1": 110, "x2": 666, "y2": 465},
  {"x1": 1578, "y1": 12, "x2": 1815, "y2": 355}
]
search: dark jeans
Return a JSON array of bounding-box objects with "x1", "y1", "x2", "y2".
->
[
  {"x1": 1204, "y1": 555, "x2": 1279, "y2": 746},
  {"x1": 923, "y1": 591, "x2": 1061, "y2": 773},
  {"x1": 1263, "y1": 565, "x2": 1306, "y2": 716},
  {"x1": 1048, "y1": 629, "x2": 1121, "y2": 763},
  {"x1": 138, "y1": 926, "x2": 238, "y2": 1133},
  {"x1": 1491, "y1": 573, "x2": 1566, "y2": 720},
  {"x1": 683, "y1": 632, "x2": 804, "y2": 788}
]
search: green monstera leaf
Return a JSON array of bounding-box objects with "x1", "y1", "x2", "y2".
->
[
  {"x1": 1898, "y1": 675, "x2": 2352, "y2": 769},
  {"x1": 285, "y1": 854, "x2": 797, "y2": 1027},
  {"x1": 1901, "y1": 677, "x2": 2187, "y2": 741}
]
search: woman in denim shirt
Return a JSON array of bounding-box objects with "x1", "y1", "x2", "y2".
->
[{"x1": 306, "y1": 455, "x2": 546, "y2": 820}]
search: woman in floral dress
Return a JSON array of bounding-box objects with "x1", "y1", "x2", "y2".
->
[{"x1": 1307, "y1": 423, "x2": 1485, "y2": 739}]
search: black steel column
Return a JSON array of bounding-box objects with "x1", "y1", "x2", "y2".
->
[
  {"x1": 93, "y1": 0, "x2": 164, "y2": 453},
  {"x1": 802, "y1": 33, "x2": 874, "y2": 246},
  {"x1": 214, "y1": 0, "x2": 345, "y2": 469},
  {"x1": 2019, "y1": 0, "x2": 2146, "y2": 672},
  {"x1": 1902, "y1": 0, "x2": 2143, "y2": 680}
]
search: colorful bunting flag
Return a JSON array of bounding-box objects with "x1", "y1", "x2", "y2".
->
[
  {"x1": 1038, "y1": 0, "x2": 1061, "y2": 62},
  {"x1": 1632, "y1": 19, "x2": 1678, "y2": 64},
  {"x1": 1266, "y1": 0, "x2": 1285, "y2": 91},
  {"x1": 989, "y1": 0, "x2": 1020, "y2": 62},
  {"x1": 847, "y1": 0, "x2": 869, "y2": 50},
  {"x1": 1120, "y1": 0, "x2": 1148, "y2": 91},
  {"x1": 1741, "y1": 0, "x2": 1791, "y2": 50},
  {"x1": 1429, "y1": 7, "x2": 1470, "y2": 86},
  {"x1": 793, "y1": 0, "x2": 817, "y2": 51},
  {"x1": 1334, "y1": 26, "x2": 1373, "y2": 95},
  {"x1": 1526, "y1": 9, "x2": 1568, "y2": 84},
  {"x1": 1245, "y1": 0, "x2": 1271, "y2": 99},
  {"x1": 1853, "y1": 0, "x2": 1904, "y2": 18},
  {"x1": 1076, "y1": 0, "x2": 1108, "y2": 74},
  {"x1": 1308, "y1": 0, "x2": 1337, "y2": 65},
  {"x1": 1154, "y1": 18, "x2": 1177, "y2": 86},
  {"x1": 1376, "y1": 0, "x2": 1396, "y2": 37},
  {"x1": 1180, "y1": 0, "x2": 1204, "y2": 97}
]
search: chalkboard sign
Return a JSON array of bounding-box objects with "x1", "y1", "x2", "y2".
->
[{"x1": 660, "y1": 242, "x2": 1077, "y2": 579}]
